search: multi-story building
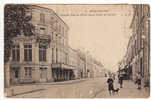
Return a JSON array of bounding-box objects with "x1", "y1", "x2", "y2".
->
[
  {"x1": 68, "y1": 47, "x2": 78, "y2": 79},
  {"x1": 86, "y1": 53, "x2": 94, "y2": 78},
  {"x1": 9, "y1": 5, "x2": 74, "y2": 84},
  {"x1": 7, "y1": 5, "x2": 105, "y2": 85},
  {"x1": 76, "y1": 50, "x2": 87, "y2": 78},
  {"x1": 119, "y1": 39, "x2": 133, "y2": 80},
  {"x1": 92, "y1": 59, "x2": 104, "y2": 78},
  {"x1": 123, "y1": 4, "x2": 150, "y2": 87}
]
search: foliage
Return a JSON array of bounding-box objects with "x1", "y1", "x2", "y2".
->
[{"x1": 4, "y1": 4, "x2": 34, "y2": 63}]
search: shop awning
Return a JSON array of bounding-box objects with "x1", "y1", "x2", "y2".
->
[{"x1": 52, "y1": 63, "x2": 75, "y2": 70}]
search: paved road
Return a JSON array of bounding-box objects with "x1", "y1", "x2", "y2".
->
[
  {"x1": 6, "y1": 77, "x2": 149, "y2": 98},
  {"x1": 8, "y1": 77, "x2": 107, "y2": 98}
]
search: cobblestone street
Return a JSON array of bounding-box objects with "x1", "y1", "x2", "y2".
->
[{"x1": 5, "y1": 77, "x2": 149, "y2": 98}]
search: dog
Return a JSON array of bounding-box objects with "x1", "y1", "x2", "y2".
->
[{"x1": 112, "y1": 88, "x2": 120, "y2": 94}]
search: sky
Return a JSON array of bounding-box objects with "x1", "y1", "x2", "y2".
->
[{"x1": 39, "y1": 5, "x2": 133, "y2": 72}]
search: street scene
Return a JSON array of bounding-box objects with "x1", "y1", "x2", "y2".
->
[{"x1": 4, "y1": 4, "x2": 150, "y2": 98}]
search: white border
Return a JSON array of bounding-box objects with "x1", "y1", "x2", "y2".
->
[{"x1": 0, "y1": 0, "x2": 151, "y2": 100}]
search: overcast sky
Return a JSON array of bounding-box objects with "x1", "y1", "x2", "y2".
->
[{"x1": 39, "y1": 5, "x2": 133, "y2": 72}]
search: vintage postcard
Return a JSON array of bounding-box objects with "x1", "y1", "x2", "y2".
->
[{"x1": 4, "y1": 4, "x2": 150, "y2": 98}]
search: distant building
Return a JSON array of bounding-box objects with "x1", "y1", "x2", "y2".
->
[
  {"x1": 77, "y1": 50, "x2": 87, "y2": 78},
  {"x1": 68, "y1": 47, "x2": 78, "y2": 79}
]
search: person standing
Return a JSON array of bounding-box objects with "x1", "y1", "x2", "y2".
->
[
  {"x1": 136, "y1": 72, "x2": 142, "y2": 89},
  {"x1": 118, "y1": 72, "x2": 123, "y2": 88},
  {"x1": 113, "y1": 74, "x2": 116, "y2": 80},
  {"x1": 107, "y1": 76, "x2": 114, "y2": 95}
]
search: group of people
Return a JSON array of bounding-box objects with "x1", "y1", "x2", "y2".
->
[
  {"x1": 107, "y1": 72, "x2": 123, "y2": 95},
  {"x1": 135, "y1": 72, "x2": 142, "y2": 89},
  {"x1": 107, "y1": 72, "x2": 142, "y2": 95}
]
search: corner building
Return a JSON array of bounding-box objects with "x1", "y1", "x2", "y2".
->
[{"x1": 10, "y1": 5, "x2": 74, "y2": 84}]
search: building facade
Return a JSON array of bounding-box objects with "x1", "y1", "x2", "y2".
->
[
  {"x1": 121, "y1": 5, "x2": 150, "y2": 87},
  {"x1": 10, "y1": 5, "x2": 72, "y2": 84},
  {"x1": 68, "y1": 47, "x2": 78, "y2": 79},
  {"x1": 76, "y1": 50, "x2": 87, "y2": 78},
  {"x1": 8, "y1": 5, "x2": 105, "y2": 85}
]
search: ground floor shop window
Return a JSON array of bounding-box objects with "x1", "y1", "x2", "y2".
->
[{"x1": 24, "y1": 67, "x2": 32, "y2": 78}]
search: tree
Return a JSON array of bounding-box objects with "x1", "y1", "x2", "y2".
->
[{"x1": 4, "y1": 4, "x2": 34, "y2": 63}]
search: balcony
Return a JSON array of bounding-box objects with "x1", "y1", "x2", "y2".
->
[
  {"x1": 36, "y1": 33, "x2": 51, "y2": 44},
  {"x1": 36, "y1": 33, "x2": 51, "y2": 40}
]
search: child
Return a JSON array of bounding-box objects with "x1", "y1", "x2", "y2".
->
[{"x1": 107, "y1": 76, "x2": 114, "y2": 95}]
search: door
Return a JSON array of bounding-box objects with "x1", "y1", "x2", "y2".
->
[{"x1": 40, "y1": 68, "x2": 47, "y2": 82}]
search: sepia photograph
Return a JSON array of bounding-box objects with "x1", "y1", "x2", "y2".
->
[{"x1": 4, "y1": 4, "x2": 150, "y2": 98}]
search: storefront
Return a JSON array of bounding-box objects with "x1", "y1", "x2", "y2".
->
[{"x1": 52, "y1": 63, "x2": 75, "y2": 82}]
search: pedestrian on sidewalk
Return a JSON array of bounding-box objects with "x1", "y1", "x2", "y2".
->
[
  {"x1": 113, "y1": 73, "x2": 116, "y2": 80},
  {"x1": 136, "y1": 72, "x2": 142, "y2": 90},
  {"x1": 107, "y1": 75, "x2": 114, "y2": 95},
  {"x1": 118, "y1": 72, "x2": 123, "y2": 88}
]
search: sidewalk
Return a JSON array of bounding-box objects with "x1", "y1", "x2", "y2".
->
[
  {"x1": 35, "y1": 78, "x2": 88, "y2": 85},
  {"x1": 5, "y1": 78, "x2": 88, "y2": 97},
  {"x1": 96, "y1": 79, "x2": 150, "y2": 98}
]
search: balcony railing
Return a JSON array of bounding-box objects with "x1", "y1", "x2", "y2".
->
[
  {"x1": 35, "y1": 33, "x2": 51, "y2": 44},
  {"x1": 36, "y1": 33, "x2": 51, "y2": 40}
]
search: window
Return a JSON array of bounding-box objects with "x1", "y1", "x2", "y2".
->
[
  {"x1": 40, "y1": 13, "x2": 45, "y2": 24},
  {"x1": 14, "y1": 69, "x2": 19, "y2": 78},
  {"x1": 52, "y1": 32, "x2": 53, "y2": 41},
  {"x1": 132, "y1": 44, "x2": 134, "y2": 58},
  {"x1": 12, "y1": 45, "x2": 20, "y2": 61},
  {"x1": 135, "y1": 40, "x2": 137, "y2": 55},
  {"x1": 63, "y1": 39, "x2": 64, "y2": 46},
  {"x1": 40, "y1": 27, "x2": 45, "y2": 34},
  {"x1": 59, "y1": 25, "x2": 61, "y2": 33},
  {"x1": 65, "y1": 53, "x2": 68, "y2": 64},
  {"x1": 62, "y1": 27, "x2": 64, "y2": 36},
  {"x1": 52, "y1": 48, "x2": 54, "y2": 63},
  {"x1": 138, "y1": 31, "x2": 141, "y2": 50},
  {"x1": 39, "y1": 44, "x2": 47, "y2": 61},
  {"x1": 140, "y1": 58, "x2": 144, "y2": 77},
  {"x1": 24, "y1": 67, "x2": 32, "y2": 78},
  {"x1": 56, "y1": 48, "x2": 58, "y2": 63},
  {"x1": 24, "y1": 44, "x2": 32, "y2": 61}
]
